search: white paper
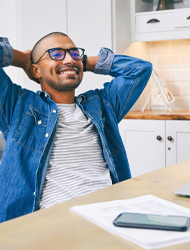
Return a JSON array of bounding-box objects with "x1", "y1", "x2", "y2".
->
[{"x1": 70, "y1": 195, "x2": 190, "y2": 249}]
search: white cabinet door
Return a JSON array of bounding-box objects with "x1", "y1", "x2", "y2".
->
[
  {"x1": 130, "y1": 0, "x2": 190, "y2": 42},
  {"x1": 119, "y1": 119, "x2": 165, "y2": 177},
  {"x1": 166, "y1": 120, "x2": 190, "y2": 167}
]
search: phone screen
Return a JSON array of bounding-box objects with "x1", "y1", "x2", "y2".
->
[{"x1": 113, "y1": 213, "x2": 190, "y2": 231}]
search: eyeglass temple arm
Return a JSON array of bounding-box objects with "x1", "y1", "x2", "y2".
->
[{"x1": 34, "y1": 50, "x2": 49, "y2": 64}]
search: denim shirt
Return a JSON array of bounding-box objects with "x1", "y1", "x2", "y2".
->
[{"x1": 0, "y1": 38, "x2": 152, "y2": 223}]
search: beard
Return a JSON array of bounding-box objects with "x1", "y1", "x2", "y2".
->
[
  {"x1": 40, "y1": 63, "x2": 83, "y2": 92},
  {"x1": 45, "y1": 78, "x2": 82, "y2": 91}
]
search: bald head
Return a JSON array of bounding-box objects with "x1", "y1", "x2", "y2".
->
[{"x1": 31, "y1": 32, "x2": 68, "y2": 64}]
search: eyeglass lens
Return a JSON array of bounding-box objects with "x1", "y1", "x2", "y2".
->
[{"x1": 49, "y1": 48, "x2": 83, "y2": 61}]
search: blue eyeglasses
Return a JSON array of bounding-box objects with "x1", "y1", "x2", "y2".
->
[{"x1": 34, "y1": 47, "x2": 85, "y2": 64}]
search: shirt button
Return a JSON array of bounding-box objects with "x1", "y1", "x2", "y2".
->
[
  {"x1": 45, "y1": 94, "x2": 47, "y2": 97},
  {"x1": 38, "y1": 120, "x2": 42, "y2": 125},
  {"x1": 33, "y1": 192, "x2": 35, "y2": 196},
  {"x1": 53, "y1": 110, "x2": 56, "y2": 113},
  {"x1": 45, "y1": 133, "x2": 49, "y2": 137}
]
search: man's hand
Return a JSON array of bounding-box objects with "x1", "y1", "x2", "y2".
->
[
  {"x1": 22, "y1": 50, "x2": 39, "y2": 83},
  {"x1": 12, "y1": 49, "x2": 39, "y2": 83},
  {"x1": 85, "y1": 56, "x2": 99, "y2": 72}
]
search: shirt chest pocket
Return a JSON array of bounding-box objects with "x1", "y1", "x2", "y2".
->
[{"x1": 13, "y1": 107, "x2": 49, "y2": 153}]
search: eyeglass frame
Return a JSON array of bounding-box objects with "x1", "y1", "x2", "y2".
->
[{"x1": 33, "y1": 47, "x2": 85, "y2": 64}]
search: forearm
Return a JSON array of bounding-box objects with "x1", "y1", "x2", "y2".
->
[
  {"x1": 12, "y1": 49, "x2": 37, "y2": 83},
  {"x1": 12, "y1": 49, "x2": 27, "y2": 69},
  {"x1": 93, "y1": 48, "x2": 115, "y2": 75},
  {"x1": 85, "y1": 56, "x2": 99, "y2": 72}
]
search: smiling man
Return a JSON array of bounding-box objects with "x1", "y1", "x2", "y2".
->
[
  {"x1": 31, "y1": 33, "x2": 84, "y2": 99},
  {"x1": 0, "y1": 32, "x2": 152, "y2": 222}
]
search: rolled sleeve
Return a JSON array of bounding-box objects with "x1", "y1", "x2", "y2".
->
[
  {"x1": 93, "y1": 47, "x2": 115, "y2": 75},
  {"x1": 0, "y1": 37, "x2": 14, "y2": 67}
]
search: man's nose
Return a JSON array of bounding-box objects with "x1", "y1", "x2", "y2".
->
[{"x1": 63, "y1": 51, "x2": 75, "y2": 64}]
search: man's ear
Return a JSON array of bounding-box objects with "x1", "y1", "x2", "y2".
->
[{"x1": 31, "y1": 64, "x2": 42, "y2": 79}]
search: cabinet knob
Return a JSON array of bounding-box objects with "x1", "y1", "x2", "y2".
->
[
  {"x1": 187, "y1": 16, "x2": 190, "y2": 20},
  {"x1": 157, "y1": 135, "x2": 162, "y2": 141},
  {"x1": 167, "y1": 136, "x2": 173, "y2": 141},
  {"x1": 147, "y1": 19, "x2": 160, "y2": 24}
]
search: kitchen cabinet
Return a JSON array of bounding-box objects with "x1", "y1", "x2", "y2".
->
[
  {"x1": 119, "y1": 119, "x2": 190, "y2": 177},
  {"x1": 131, "y1": 0, "x2": 190, "y2": 42},
  {"x1": 166, "y1": 120, "x2": 190, "y2": 166}
]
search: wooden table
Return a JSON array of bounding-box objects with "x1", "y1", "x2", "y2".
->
[{"x1": 1, "y1": 160, "x2": 190, "y2": 250}]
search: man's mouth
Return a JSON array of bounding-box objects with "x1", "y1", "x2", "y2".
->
[
  {"x1": 57, "y1": 66, "x2": 79, "y2": 76},
  {"x1": 59, "y1": 70, "x2": 76, "y2": 75}
]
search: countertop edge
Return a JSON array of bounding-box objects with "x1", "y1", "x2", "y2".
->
[{"x1": 124, "y1": 110, "x2": 190, "y2": 120}]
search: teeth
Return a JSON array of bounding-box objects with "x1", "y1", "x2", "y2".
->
[{"x1": 61, "y1": 71, "x2": 76, "y2": 74}]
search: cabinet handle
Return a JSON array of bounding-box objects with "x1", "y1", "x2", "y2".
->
[
  {"x1": 167, "y1": 136, "x2": 173, "y2": 141},
  {"x1": 157, "y1": 135, "x2": 162, "y2": 141},
  {"x1": 147, "y1": 19, "x2": 160, "y2": 24},
  {"x1": 187, "y1": 16, "x2": 190, "y2": 20}
]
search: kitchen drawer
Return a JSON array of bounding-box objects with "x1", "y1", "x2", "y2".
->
[
  {"x1": 174, "y1": 10, "x2": 190, "y2": 28},
  {"x1": 135, "y1": 12, "x2": 174, "y2": 32}
]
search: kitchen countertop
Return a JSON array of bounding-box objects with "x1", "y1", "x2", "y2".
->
[{"x1": 124, "y1": 110, "x2": 190, "y2": 120}]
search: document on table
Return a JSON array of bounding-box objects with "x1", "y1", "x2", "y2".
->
[{"x1": 70, "y1": 195, "x2": 190, "y2": 249}]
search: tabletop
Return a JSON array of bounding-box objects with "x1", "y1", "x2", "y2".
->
[{"x1": 0, "y1": 159, "x2": 190, "y2": 250}]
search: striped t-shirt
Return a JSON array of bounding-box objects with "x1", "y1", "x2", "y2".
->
[{"x1": 37, "y1": 103, "x2": 112, "y2": 209}]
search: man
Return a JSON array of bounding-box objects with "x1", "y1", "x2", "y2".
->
[{"x1": 0, "y1": 32, "x2": 152, "y2": 223}]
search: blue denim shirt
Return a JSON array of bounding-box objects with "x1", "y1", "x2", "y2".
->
[{"x1": 0, "y1": 38, "x2": 152, "y2": 223}]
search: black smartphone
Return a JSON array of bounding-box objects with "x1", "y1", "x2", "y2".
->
[{"x1": 113, "y1": 212, "x2": 190, "y2": 231}]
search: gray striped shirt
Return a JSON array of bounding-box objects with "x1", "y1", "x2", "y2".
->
[{"x1": 37, "y1": 103, "x2": 112, "y2": 209}]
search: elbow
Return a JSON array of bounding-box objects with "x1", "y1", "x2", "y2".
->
[
  {"x1": 145, "y1": 61, "x2": 153, "y2": 75},
  {"x1": 141, "y1": 61, "x2": 152, "y2": 82}
]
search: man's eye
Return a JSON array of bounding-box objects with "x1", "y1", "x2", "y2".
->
[
  {"x1": 51, "y1": 51, "x2": 63, "y2": 59},
  {"x1": 71, "y1": 50, "x2": 81, "y2": 59},
  {"x1": 72, "y1": 52, "x2": 80, "y2": 56}
]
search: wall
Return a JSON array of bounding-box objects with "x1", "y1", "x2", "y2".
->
[
  {"x1": 150, "y1": 39, "x2": 190, "y2": 110},
  {"x1": 0, "y1": 0, "x2": 20, "y2": 87},
  {"x1": 124, "y1": 42, "x2": 151, "y2": 111},
  {"x1": 125, "y1": 39, "x2": 190, "y2": 111}
]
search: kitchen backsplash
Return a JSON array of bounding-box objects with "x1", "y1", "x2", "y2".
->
[{"x1": 125, "y1": 39, "x2": 190, "y2": 111}]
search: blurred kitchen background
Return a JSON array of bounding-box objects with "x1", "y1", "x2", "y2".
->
[{"x1": 0, "y1": 0, "x2": 189, "y2": 110}]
